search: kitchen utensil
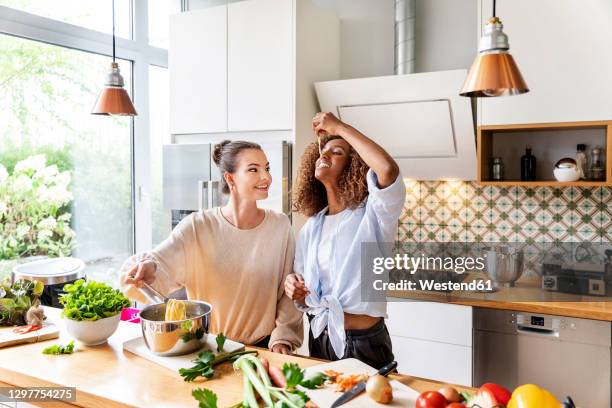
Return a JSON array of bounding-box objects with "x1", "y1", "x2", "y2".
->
[
  {"x1": 123, "y1": 334, "x2": 243, "y2": 372},
  {"x1": 331, "y1": 361, "x2": 397, "y2": 407},
  {"x1": 138, "y1": 285, "x2": 212, "y2": 356},
  {"x1": 483, "y1": 245, "x2": 524, "y2": 288},
  {"x1": 589, "y1": 145, "x2": 605, "y2": 181},
  {"x1": 553, "y1": 158, "x2": 580, "y2": 182},
  {"x1": 140, "y1": 282, "x2": 169, "y2": 304},
  {"x1": 303, "y1": 358, "x2": 420, "y2": 407},
  {"x1": 65, "y1": 313, "x2": 121, "y2": 345},
  {"x1": 0, "y1": 323, "x2": 59, "y2": 348},
  {"x1": 12, "y1": 257, "x2": 85, "y2": 308}
]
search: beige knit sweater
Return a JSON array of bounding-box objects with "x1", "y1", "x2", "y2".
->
[{"x1": 119, "y1": 207, "x2": 303, "y2": 350}]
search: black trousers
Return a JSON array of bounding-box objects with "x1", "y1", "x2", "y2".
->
[{"x1": 308, "y1": 315, "x2": 394, "y2": 369}]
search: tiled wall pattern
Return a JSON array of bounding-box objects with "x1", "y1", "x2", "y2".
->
[{"x1": 399, "y1": 181, "x2": 612, "y2": 243}]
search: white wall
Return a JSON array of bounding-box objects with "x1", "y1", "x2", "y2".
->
[
  {"x1": 312, "y1": 0, "x2": 477, "y2": 78},
  {"x1": 311, "y1": 0, "x2": 394, "y2": 79},
  {"x1": 415, "y1": 0, "x2": 477, "y2": 73}
]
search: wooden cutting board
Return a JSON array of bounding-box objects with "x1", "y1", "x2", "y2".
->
[
  {"x1": 303, "y1": 358, "x2": 421, "y2": 407},
  {"x1": 123, "y1": 334, "x2": 244, "y2": 372},
  {"x1": 0, "y1": 323, "x2": 60, "y2": 348}
]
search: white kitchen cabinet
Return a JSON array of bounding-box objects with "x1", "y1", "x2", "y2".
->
[
  {"x1": 478, "y1": 0, "x2": 612, "y2": 125},
  {"x1": 227, "y1": 0, "x2": 293, "y2": 131},
  {"x1": 169, "y1": 6, "x2": 227, "y2": 134},
  {"x1": 391, "y1": 335, "x2": 472, "y2": 386},
  {"x1": 169, "y1": 0, "x2": 295, "y2": 135},
  {"x1": 386, "y1": 300, "x2": 473, "y2": 386}
]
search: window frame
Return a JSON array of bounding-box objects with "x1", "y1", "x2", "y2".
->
[{"x1": 0, "y1": 1, "x2": 171, "y2": 254}]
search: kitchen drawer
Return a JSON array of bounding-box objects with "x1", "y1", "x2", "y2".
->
[
  {"x1": 391, "y1": 335, "x2": 472, "y2": 387},
  {"x1": 386, "y1": 300, "x2": 472, "y2": 346}
]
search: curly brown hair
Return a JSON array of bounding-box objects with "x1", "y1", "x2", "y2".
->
[{"x1": 293, "y1": 135, "x2": 370, "y2": 217}]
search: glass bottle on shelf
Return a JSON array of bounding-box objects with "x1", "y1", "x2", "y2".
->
[
  {"x1": 575, "y1": 144, "x2": 588, "y2": 180},
  {"x1": 589, "y1": 146, "x2": 605, "y2": 181},
  {"x1": 491, "y1": 157, "x2": 504, "y2": 181},
  {"x1": 520, "y1": 145, "x2": 536, "y2": 181}
]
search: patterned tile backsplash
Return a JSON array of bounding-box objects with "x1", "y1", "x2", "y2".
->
[{"x1": 399, "y1": 181, "x2": 612, "y2": 243}]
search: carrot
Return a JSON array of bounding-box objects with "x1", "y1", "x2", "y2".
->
[
  {"x1": 259, "y1": 357, "x2": 270, "y2": 374},
  {"x1": 268, "y1": 365, "x2": 286, "y2": 388}
]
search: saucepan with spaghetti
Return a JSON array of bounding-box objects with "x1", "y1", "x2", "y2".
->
[{"x1": 138, "y1": 282, "x2": 212, "y2": 356}]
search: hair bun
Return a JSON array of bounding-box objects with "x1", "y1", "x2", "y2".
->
[{"x1": 212, "y1": 140, "x2": 231, "y2": 165}]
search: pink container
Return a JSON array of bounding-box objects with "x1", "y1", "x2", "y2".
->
[{"x1": 120, "y1": 307, "x2": 141, "y2": 324}]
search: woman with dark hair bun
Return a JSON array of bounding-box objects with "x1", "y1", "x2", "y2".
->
[
  {"x1": 285, "y1": 112, "x2": 405, "y2": 368},
  {"x1": 120, "y1": 140, "x2": 302, "y2": 354}
]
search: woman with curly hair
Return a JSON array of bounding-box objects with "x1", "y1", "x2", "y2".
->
[
  {"x1": 121, "y1": 140, "x2": 302, "y2": 355},
  {"x1": 285, "y1": 112, "x2": 406, "y2": 368}
]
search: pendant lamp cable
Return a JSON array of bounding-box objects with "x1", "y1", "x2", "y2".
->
[
  {"x1": 112, "y1": 0, "x2": 115, "y2": 62},
  {"x1": 492, "y1": 0, "x2": 496, "y2": 18}
]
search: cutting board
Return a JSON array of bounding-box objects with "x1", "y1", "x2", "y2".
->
[
  {"x1": 303, "y1": 358, "x2": 421, "y2": 407},
  {"x1": 123, "y1": 334, "x2": 244, "y2": 372},
  {"x1": 0, "y1": 323, "x2": 60, "y2": 348}
]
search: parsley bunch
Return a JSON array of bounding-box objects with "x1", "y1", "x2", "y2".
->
[{"x1": 42, "y1": 341, "x2": 75, "y2": 355}]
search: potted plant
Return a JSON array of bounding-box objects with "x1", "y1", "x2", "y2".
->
[{"x1": 60, "y1": 279, "x2": 130, "y2": 345}]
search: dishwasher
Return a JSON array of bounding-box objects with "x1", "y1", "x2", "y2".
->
[{"x1": 473, "y1": 308, "x2": 611, "y2": 408}]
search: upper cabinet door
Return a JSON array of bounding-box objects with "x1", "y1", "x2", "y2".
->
[
  {"x1": 479, "y1": 0, "x2": 612, "y2": 125},
  {"x1": 169, "y1": 7, "x2": 227, "y2": 134},
  {"x1": 227, "y1": 0, "x2": 293, "y2": 132}
]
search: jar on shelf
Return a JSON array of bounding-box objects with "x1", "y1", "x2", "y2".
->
[
  {"x1": 491, "y1": 157, "x2": 504, "y2": 181},
  {"x1": 589, "y1": 146, "x2": 605, "y2": 181}
]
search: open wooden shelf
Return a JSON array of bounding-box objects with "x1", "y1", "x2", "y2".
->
[
  {"x1": 477, "y1": 120, "x2": 612, "y2": 186},
  {"x1": 477, "y1": 180, "x2": 608, "y2": 187}
]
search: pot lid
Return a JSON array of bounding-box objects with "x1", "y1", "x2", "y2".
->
[{"x1": 12, "y1": 257, "x2": 85, "y2": 285}]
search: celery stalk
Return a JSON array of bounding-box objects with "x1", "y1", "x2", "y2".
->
[
  {"x1": 242, "y1": 371, "x2": 258, "y2": 408},
  {"x1": 234, "y1": 356, "x2": 273, "y2": 407}
]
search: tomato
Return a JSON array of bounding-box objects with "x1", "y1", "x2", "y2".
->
[
  {"x1": 416, "y1": 391, "x2": 448, "y2": 408},
  {"x1": 447, "y1": 403, "x2": 467, "y2": 408}
]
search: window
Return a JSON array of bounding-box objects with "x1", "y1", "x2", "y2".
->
[
  {"x1": 0, "y1": 1, "x2": 169, "y2": 287},
  {"x1": 148, "y1": 0, "x2": 181, "y2": 48},
  {"x1": 0, "y1": 0, "x2": 132, "y2": 38},
  {"x1": 149, "y1": 65, "x2": 171, "y2": 245},
  {"x1": 0, "y1": 34, "x2": 133, "y2": 285}
]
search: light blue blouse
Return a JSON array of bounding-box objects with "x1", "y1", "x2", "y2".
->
[{"x1": 294, "y1": 169, "x2": 406, "y2": 358}]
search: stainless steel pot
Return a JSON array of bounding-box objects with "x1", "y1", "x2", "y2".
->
[
  {"x1": 483, "y1": 245, "x2": 524, "y2": 288},
  {"x1": 138, "y1": 283, "x2": 212, "y2": 356}
]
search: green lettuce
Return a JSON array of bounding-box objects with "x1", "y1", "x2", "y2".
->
[{"x1": 60, "y1": 279, "x2": 130, "y2": 321}]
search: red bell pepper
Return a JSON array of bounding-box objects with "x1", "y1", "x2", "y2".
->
[{"x1": 13, "y1": 324, "x2": 41, "y2": 334}]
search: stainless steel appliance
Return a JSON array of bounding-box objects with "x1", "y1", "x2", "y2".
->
[
  {"x1": 484, "y1": 245, "x2": 524, "y2": 288},
  {"x1": 138, "y1": 283, "x2": 212, "y2": 356},
  {"x1": 473, "y1": 308, "x2": 611, "y2": 408},
  {"x1": 163, "y1": 141, "x2": 291, "y2": 227},
  {"x1": 542, "y1": 262, "x2": 606, "y2": 296},
  {"x1": 12, "y1": 257, "x2": 85, "y2": 308}
]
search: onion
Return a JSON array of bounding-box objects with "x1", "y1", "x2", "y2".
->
[
  {"x1": 366, "y1": 374, "x2": 393, "y2": 404},
  {"x1": 439, "y1": 387, "x2": 461, "y2": 403}
]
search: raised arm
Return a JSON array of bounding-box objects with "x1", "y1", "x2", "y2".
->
[{"x1": 313, "y1": 112, "x2": 400, "y2": 187}]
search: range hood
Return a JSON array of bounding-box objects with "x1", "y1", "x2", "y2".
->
[{"x1": 315, "y1": 69, "x2": 476, "y2": 180}]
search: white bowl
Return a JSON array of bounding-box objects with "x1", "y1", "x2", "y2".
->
[
  {"x1": 553, "y1": 167, "x2": 580, "y2": 182},
  {"x1": 64, "y1": 314, "x2": 121, "y2": 345}
]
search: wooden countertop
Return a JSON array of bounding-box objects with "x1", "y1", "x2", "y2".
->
[
  {"x1": 388, "y1": 273, "x2": 612, "y2": 321},
  {"x1": 0, "y1": 308, "x2": 474, "y2": 408}
]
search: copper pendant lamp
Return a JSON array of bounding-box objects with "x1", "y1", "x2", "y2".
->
[
  {"x1": 459, "y1": 0, "x2": 529, "y2": 97},
  {"x1": 92, "y1": 0, "x2": 137, "y2": 115}
]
